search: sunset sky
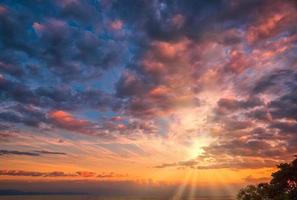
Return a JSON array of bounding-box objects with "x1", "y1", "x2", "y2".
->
[{"x1": 0, "y1": 0, "x2": 297, "y2": 196}]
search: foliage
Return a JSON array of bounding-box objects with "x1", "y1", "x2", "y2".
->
[{"x1": 237, "y1": 157, "x2": 297, "y2": 200}]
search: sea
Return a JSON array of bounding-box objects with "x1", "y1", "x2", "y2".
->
[{"x1": 0, "y1": 195, "x2": 235, "y2": 200}]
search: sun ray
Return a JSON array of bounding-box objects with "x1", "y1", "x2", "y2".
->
[
  {"x1": 188, "y1": 169, "x2": 197, "y2": 200},
  {"x1": 171, "y1": 171, "x2": 192, "y2": 200}
]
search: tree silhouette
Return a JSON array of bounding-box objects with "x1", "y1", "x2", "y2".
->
[{"x1": 237, "y1": 157, "x2": 297, "y2": 200}]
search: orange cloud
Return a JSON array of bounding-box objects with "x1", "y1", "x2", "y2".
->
[
  {"x1": 149, "y1": 86, "x2": 169, "y2": 98},
  {"x1": 246, "y1": 1, "x2": 297, "y2": 43},
  {"x1": 152, "y1": 39, "x2": 188, "y2": 60},
  {"x1": 49, "y1": 110, "x2": 90, "y2": 130},
  {"x1": 110, "y1": 20, "x2": 123, "y2": 30},
  {"x1": 227, "y1": 50, "x2": 251, "y2": 73}
]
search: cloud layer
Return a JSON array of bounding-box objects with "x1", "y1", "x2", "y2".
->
[{"x1": 0, "y1": 0, "x2": 297, "y2": 181}]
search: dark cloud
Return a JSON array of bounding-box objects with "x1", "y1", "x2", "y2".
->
[
  {"x1": 155, "y1": 162, "x2": 178, "y2": 169},
  {"x1": 194, "y1": 159, "x2": 278, "y2": 170},
  {"x1": 269, "y1": 89, "x2": 297, "y2": 121},
  {"x1": 0, "y1": 104, "x2": 46, "y2": 127},
  {"x1": 0, "y1": 170, "x2": 95, "y2": 177},
  {"x1": 34, "y1": 150, "x2": 67, "y2": 155},
  {"x1": 0, "y1": 150, "x2": 40, "y2": 157},
  {"x1": 0, "y1": 170, "x2": 45, "y2": 177},
  {"x1": 0, "y1": 149, "x2": 66, "y2": 157},
  {"x1": 217, "y1": 97, "x2": 264, "y2": 112},
  {"x1": 155, "y1": 157, "x2": 279, "y2": 170},
  {"x1": 0, "y1": 169, "x2": 126, "y2": 178},
  {"x1": 155, "y1": 159, "x2": 199, "y2": 169},
  {"x1": 202, "y1": 139, "x2": 286, "y2": 158},
  {"x1": 116, "y1": 71, "x2": 147, "y2": 98},
  {"x1": 97, "y1": 172, "x2": 128, "y2": 178},
  {"x1": 270, "y1": 121, "x2": 297, "y2": 134},
  {"x1": 75, "y1": 171, "x2": 96, "y2": 178},
  {"x1": 253, "y1": 70, "x2": 297, "y2": 94},
  {"x1": 59, "y1": 0, "x2": 100, "y2": 23},
  {"x1": 246, "y1": 108, "x2": 271, "y2": 122},
  {"x1": 32, "y1": 18, "x2": 122, "y2": 80}
]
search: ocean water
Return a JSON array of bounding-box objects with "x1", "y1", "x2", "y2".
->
[{"x1": 0, "y1": 195, "x2": 235, "y2": 200}]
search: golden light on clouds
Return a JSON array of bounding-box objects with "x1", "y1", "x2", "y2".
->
[{"x1": 1, "y1": 0, "x2": 297, "y2": 197}]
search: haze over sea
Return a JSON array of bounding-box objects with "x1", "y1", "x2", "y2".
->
[{"x1": 0, "y1": 195, "x2": 235, "y2": 200}]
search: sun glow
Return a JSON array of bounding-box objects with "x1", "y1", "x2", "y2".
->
[{"x1": 188, "y1": 137, "x2": 211, "y2": 158}]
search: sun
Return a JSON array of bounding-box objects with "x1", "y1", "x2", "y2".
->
[{"x1": 188, "y1": 136, "x2": 212, "y2": 158}]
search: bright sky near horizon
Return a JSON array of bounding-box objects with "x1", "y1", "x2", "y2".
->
[{"x1": 0, "y1": 0, "x2": 297, "y2": 196}]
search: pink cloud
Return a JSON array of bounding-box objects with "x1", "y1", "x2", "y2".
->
[
  {"x1": 49, "y1": 110, "x2": 90, "y2": 130},
  {"x1": 246, "y1": 1, "x2": 297, "y2": 43},
  {"x1": 110, "y1": 20, "x2": 123, "y2": 30}
]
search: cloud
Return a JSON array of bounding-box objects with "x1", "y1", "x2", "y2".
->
[
  {"x1": 155, "y1": 159, "x2": 198, "y2": 169},
  {"x1": 252, "y1": 70, "x2": 297, "y2": 94},
  {"x1": 217, "y1": 97, "x2": 264, "y2": 112},
  {"x1": 246, "y1": 0, "x2": 297, "y2": 43},
  {"x1": 75, "y1": 171, "x2": 96, "y2": 178},
  {"x1": 33, "y1": 150, "x2": 67, "y2": 155},
  {"x1": 0, "y1": 150, "x2": 39, "y2": 157},
  {"x1": 0, "y1": 149, "x2": 66, "y2": 157},
  {"x1": 97, "y1": 172, "x2": 128, "y2": 178},
  {"x1": 1, "y1": 0, "x2": 297, "y2": 173},
  {"x1": 0, "y1": 170, "x2": 127, "y2": 178},
  {"x1": 243, "y1": 175, "x2": 270, "y2": 183},
  {"x1": 0, "y1": 170, "x2": 94, "y2": 177},
  {"x1": 49, "y1": 110, "x2": 91, "y2": 131},
  {"x1": 58, "y1": 0, "x2": 99, "y2": 23},
  {"x1": 155, "y1": 157, "x2": 279, "y2": 170}
]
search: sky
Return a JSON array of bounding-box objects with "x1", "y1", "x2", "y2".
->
[{"x1": 0, "y1": 0, "x2": 297, "y2": 197}]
